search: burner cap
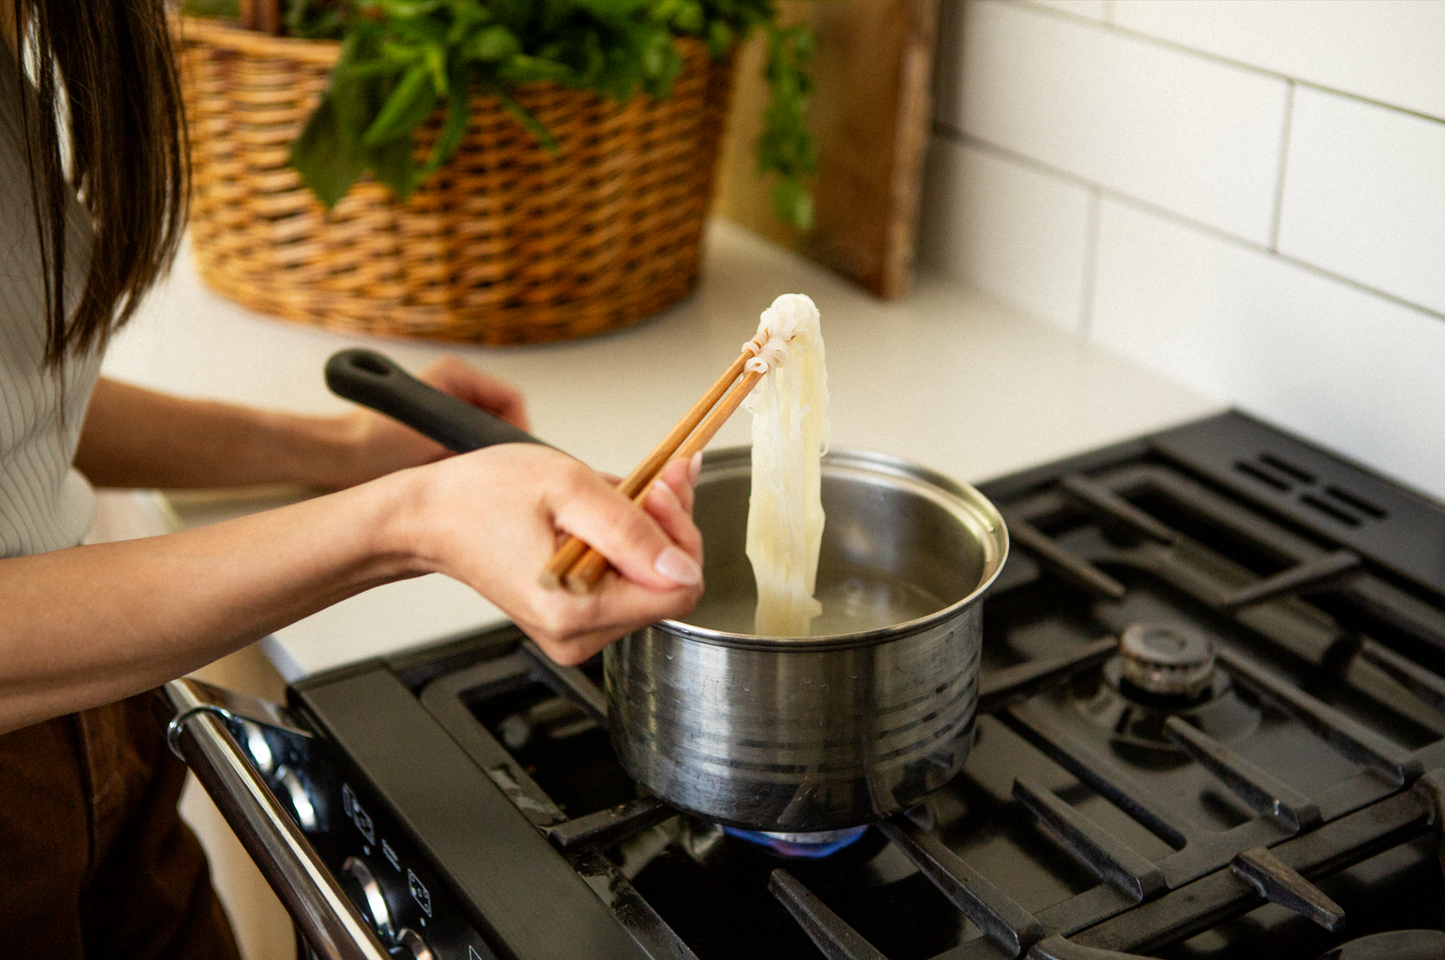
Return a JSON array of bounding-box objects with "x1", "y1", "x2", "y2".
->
[{"x1": 1118, "y1": 623, "x2": 1216, "y2": 698}]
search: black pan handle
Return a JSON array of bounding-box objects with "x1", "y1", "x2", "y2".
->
[{"x1": 325, "y1": 349, "x2": 545, "y2": 454}]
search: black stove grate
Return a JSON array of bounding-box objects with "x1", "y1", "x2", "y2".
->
[{"x1": 410, "y1": 625, "x2": 1445, "y2": 960}]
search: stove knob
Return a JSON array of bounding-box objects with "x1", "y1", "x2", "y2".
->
[
  {"x1": 273, "y1": 765, "x2": 318, "y2": 831},
  {"x1": 393, "y1": 928, "x2": 435, "y2": 960},
  {"x1": 341, "y1": 857, "x2": 394, "y2": 943},
  {"x1": 239, "y1": 719, "x2": 274, "y2": 774}
]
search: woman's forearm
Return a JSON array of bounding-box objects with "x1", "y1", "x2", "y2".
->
[
  {"x1": 74, "y1": 377, "x2": 356, "y2": 489},
  {"x1": 0, "y1": 474, "x2": 413, "y2": 734},
  {"x1": 77, "y1": 360, "x2": 528, "y2": 491}
]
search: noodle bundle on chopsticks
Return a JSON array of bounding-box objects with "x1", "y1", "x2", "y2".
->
[{"x1": 744, "y1": 294, "x2": 829, "y2": 637}]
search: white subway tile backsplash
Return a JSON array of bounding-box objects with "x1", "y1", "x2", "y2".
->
[
  {"x1": 1020, "y1": 0, "x2": 1111, "y2": 24},
  {"x1": 1091, "y1": 199, "x2": 1445, "y2": 501},
  {"x1": 1113, "y1": 0, "x2": 1445, "y2": 122},
  {"x1": 918, "y1": 137, "x2": 1093, "y2": 333},
  {"x1": 1276, "y1": 88, "x2": 1445, "y2": 318},
  {"x1": 926, "y1": 0, "x2": 1445, "y2": 498},
  {"x1": 953, "y1": 1, "x2": 1288, "y2": 245}
]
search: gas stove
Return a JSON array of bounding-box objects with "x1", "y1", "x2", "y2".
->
[{"x1": 158, "y1": 410, "x2": 1445, "y2": 960}]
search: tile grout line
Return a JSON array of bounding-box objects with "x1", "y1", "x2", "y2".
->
[
  {"x1": 1007, "y1": 0, "x2": 1445, "y2": 126},
  {"x1": 926, "y1": 126, "x2": 1445, "y2": 327},
  {"x1": 1004, "y1": 0, "x2": 1291, "y2": 85},
  {"x1": 1079, "y1": 189, "x2": 1102, "y2": 340},
  {"x1": 1268, "y1": 81, "x2": 1296, "y2": 253}
]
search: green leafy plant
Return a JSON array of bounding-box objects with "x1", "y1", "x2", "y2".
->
[
  {"x1": 194, "y1": 0, "x2": 817, "y2": 230},
  {"x1": 757, "y1": 22, "x2": 815, "y2": 231}
]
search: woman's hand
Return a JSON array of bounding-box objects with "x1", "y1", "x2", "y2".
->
[
  {"x1": 394, "y1": 445, "x2": 704, "y2": 665},
  {"x1": 319, "y1": 355, "x2": 530, "y2": 489}
]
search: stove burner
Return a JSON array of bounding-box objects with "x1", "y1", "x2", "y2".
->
[
  {"x1": 1070, "y1": 623, "x2": 1261, "y2": 752},
  {"x1": 722, "y1": 825, "x2": 870, "y2": 859},
  {"x1": 1118, "y1": 622, "x2": 1217, "y2": 698}
]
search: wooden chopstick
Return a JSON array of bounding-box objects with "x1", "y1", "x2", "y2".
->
[
  {"x1": 537, "y1": 350, "x2": 753, "y2": 591},
  {"x1": 560, "y1": 365, "x2": 767, "y2": 594}
]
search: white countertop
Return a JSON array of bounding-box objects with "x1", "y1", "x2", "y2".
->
[{"x1": 104, "y1": 219, "x2": 1221, "y2": 680}]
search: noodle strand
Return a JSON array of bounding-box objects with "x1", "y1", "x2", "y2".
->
[{"x1": 744, "y1": 294, "x2": 828, "y2": 637}]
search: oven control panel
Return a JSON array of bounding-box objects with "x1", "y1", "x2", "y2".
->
[{"x1": 233, "y1": 717, "x2": 500, "y2": 960}]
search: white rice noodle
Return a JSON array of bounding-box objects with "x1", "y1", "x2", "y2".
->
[{"x1": 744, "y1": 294, "x2": 828, "y2": 637}]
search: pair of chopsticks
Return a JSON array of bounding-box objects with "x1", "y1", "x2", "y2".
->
[{"x1": 539, "y1": 343, "x2": 771, "y2": 593}]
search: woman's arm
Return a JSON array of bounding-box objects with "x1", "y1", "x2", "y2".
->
[
  {"x1": 0, "y1": 445, "x2": 702, "y2": 735},
  {"x1": 74, "y1": 356, "x2": 528, "y2": 490}
]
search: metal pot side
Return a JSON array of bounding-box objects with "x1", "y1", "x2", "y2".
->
[{"x1": 605, "y1": 448, "x2": 1008, "y2": 832}]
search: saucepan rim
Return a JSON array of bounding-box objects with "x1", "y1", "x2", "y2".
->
[{"x1": 657, "y1": 445, "x2": 1010, "y2": 652}]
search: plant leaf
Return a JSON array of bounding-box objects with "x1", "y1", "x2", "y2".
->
[
  {"x1": 496, "y1": 86, "x2": 559, "y2": 153},
  {"x1": 369, "y1": 0, "x2": 444, "y2": 20},
  {"x1": 290, "y1": 97, "x2": 369, "y2": 209},
  {"x1": 706, "y1": 20, "x2": 733, "y2": 56},
  {"x1": 363, "y1": 62, "x2": 439, "y2": 148},
  {"x1": 569, "y1": 0, "x2": 656, "y2": 17},
  {"x1": 417, "y1": 67, "x2": 475, "y2": 180},
  {"x1": 497, "y1": 53, "x2": 574, "y2": 85},
  {"x1": 367, "y1": 130, "x2": 418, "y2": 197},
  {"x1": 771, "y1": 175, "x2": 814, "y2": 232},
  {"x1": 464, "y1": 25, "x2": 520, "y2": 62}
]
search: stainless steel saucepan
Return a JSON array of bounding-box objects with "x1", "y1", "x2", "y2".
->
[
  {"x1": 326, "y1": 349, "x2": 1009, "y2": 833},
  {"x1": 607, "y1": 446, "x2": 1007, "y2": 832}
]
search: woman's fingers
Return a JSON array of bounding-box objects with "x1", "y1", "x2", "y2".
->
[
  {"x1": 510, "y1": 563, "x2": 702, "y2": 666},
  {"x1": 417, "y1": 355, "x2": 530, "y2": 431},
  {"x1": 547, "y1": 464, "x2": 702, "y2": 592},
  {"x1": 643, "y1": 459, "x2": 702, "y2": 563},
  {"x1": 656, "y1": 454, "x2": 699, "y2": 514},
  {"x1": 518, "y1": 577, "x2": 699, "y2": 666},
  {"x1": 326, "y1": 356, "x2": 531, "y2": 489}
]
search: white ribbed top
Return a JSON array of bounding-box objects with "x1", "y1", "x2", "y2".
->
[{"x1": 1, "y1": 55, "x2": 102, "y2": 558}]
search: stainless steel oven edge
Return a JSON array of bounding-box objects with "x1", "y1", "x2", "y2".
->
[
  {"x1": 154, "y1": 678, "x2": 393, "y2": 960},
  {"x1": 157, "y1": 658, "x2": 667, "y2": 960},
  {"x1": 292, "y1": 664, "x2": 656, "y2": 959}
]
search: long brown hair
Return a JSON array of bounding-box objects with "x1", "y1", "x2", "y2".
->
[{"x1": 13, "y1": 0, "x2": 188, "y2": 367}]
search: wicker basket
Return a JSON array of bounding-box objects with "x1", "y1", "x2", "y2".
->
[{"x1": 174, "y1": 17, "x2": 736, "y2": 344}]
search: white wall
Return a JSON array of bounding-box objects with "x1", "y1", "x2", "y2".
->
[{"x1": 918, "y1": 0, "x2": 1445, "y2": 502}]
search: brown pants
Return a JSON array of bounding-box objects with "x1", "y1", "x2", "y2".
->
[{"x1": 0, "y1": 693, "x2": 242, "y2": 960}]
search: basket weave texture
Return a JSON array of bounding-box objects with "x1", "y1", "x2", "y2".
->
[{"x1": 175, "y1": 17, "x2": 736, "y2": 344}]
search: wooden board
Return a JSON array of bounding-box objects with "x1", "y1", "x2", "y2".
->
[{"x1": 711, "y1": 0, "x2": 939, "y2": 299}]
